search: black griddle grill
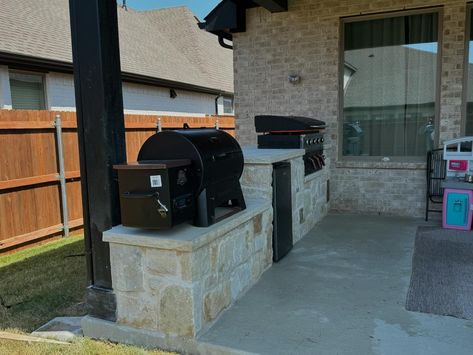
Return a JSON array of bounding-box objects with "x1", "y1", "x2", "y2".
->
[
  {"x1": 255, "y1": 115, "x2": 326, "y2": 175},
  {"x1": 255, "y1": 115, "x2": 326, "y2": 133}
]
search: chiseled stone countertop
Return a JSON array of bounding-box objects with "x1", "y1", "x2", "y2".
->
[
  {"x1": 242, "y1": 146, "x2": 304, "y2": 164},
  {"x1": 441, "y1": 178, "x2": 473, "y2": 190},
  {"x1": 103, "y1": 198, "x2": 271, "y2": 252},
  {"x1": 335, "y1": 160, "x2": 426, "y2": 170}
]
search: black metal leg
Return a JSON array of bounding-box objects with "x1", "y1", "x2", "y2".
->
[{"x1": 425, "y1": 149, "x2": 446, "y2": 223}]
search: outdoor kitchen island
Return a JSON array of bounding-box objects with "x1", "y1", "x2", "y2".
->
[
  {"x1": 241, "y1": 147, "x2": 330, "y2": 244},
  {"x1": 81, "y1": 148, "x2": 329, "y2": 354}
]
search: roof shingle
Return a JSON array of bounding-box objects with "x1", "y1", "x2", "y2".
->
[{"x1": 0, "y1": 0, "x2": 233, "y2": 93}]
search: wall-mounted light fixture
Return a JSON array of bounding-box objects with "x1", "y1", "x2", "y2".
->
[
  {"x1": 288, "y1": 74, "x2": 301, "y2": 85},
  {"x1": 170, "y1": 89, "x2": 177, "y2": 99}
]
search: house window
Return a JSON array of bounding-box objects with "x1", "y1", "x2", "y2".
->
[
  {"x1": 341, "y1": 11, "x2": 439, "y2": 159},
  {"x1": 9, "y1": 71, "x2": 46, "y2": 110},
  {"x1": 223, "y1": 97, "x2": 234, "y2": 114},
  {"x1": 465, "y1": 6, "x2": 473, "y2": 135}
]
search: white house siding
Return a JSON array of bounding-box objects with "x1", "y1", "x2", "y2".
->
[
  {"x1": 0, "y1": 65, "x2": 12, "y2": 109},
  {"x1": 44, "y1": 71, "x2": 226, "y2": 116},
  {"x1": 233, "y1": 0, "x2": 466, "y2": 217},
  {"x1": 45, "y1": 72, "x2": 75, "y2": 111},
  {"x1": 122, "y1": 81, "x2": 216, "y2": 117}
]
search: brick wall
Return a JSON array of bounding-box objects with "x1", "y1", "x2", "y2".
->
[
  {"x1": 44, "y1": 72, "x2": 225, "y2": 116},
  {"x1": 233, "y1": 0, "x2": 467, "y2": 217}
]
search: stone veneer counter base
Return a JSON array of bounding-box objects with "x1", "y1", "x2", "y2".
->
[
  {"x1": 85, "y1": 198, "x2": 273, "y2": 348},
  {"x1": 241, "y1": 146, "x2": 329, "y2": 244}
]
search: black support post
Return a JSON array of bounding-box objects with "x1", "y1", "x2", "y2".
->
[{"x1": 69, "y1": 0, "x2": 126, "y2": 321}]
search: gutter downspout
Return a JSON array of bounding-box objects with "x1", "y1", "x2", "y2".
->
[
  {"x1": 215, "y1": 94, "x2": 223, "y2": 115},
  {"x1": 218, "y1": 35, "x2": 233, "y2": 50}
]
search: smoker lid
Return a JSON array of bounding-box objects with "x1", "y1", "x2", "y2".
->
[
  {"x1": 255, "y1": 115, "x2": 326, "y2": 133},
  {"x1": 113, "y1": 159, "x2": 192, "y2": 170},
  {"x1": 137, "y1": 129, "x2": 244, "y2": 196}
]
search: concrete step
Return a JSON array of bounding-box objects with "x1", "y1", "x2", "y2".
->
[{"x1": 32, "y1": 316, "x2": 83, "y2": 342}]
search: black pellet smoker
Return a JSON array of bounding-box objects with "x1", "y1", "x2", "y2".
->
[{"x1": 114, "y1": 129, "x2": 246, "y2": 229}]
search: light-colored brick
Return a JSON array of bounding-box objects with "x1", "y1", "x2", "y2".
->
[{"x1": 233, "y1": 0, "x2": 466, "y2": 217}]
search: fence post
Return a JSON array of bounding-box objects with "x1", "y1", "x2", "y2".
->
[
  {"x1": 157, "y1": 117, "x2": 162, "y2": 132},
  {"x1": 54, "y1": 114, "x2": 70, "y2": 237}
]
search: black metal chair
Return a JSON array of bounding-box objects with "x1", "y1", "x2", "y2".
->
[{"x1": 425, "y1": 148, "x2": 446, "y2": 221}]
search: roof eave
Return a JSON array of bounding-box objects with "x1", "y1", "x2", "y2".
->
[
  {"x1": 122, "y1": 72, "x2": 233, "y2": 96},
  {"x1": 201, "y1": 0, "x2": 250, "y2": 40},
  {"x1": 0, "y1": 51, "x2": 233, "y2": 96},
  {"x1": 252, "y1": 0, "x2": 287, "y2": 12},
  {"x1": 201, "y1": 0, "x2": 288, "y2": 39},
  {"x1": 0, "y1": 51, "x2": 72, "y2": 73}
]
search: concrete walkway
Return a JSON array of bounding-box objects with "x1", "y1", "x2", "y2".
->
[{"x1": 200, "y1": 214, "x2": 473, "y2": 355}]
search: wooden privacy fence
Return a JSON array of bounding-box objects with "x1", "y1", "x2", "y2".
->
[{"x1": 0, "y1": 110, "x2": 235, "y2": 251}]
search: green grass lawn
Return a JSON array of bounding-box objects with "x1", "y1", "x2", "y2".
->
[
  {"x1": 0, "y1": 236, "x2": 88, "y2": 332},
  {"x1": 0, "y1": 337, "x2": 173, "y2": 355},
  {"x1": 0, "y1": 237, "x2": 174, "y2": 354}
]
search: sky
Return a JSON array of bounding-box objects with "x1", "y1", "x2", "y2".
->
[{"x1": 124, "y1": 0, "x2": 221, "y2": 20}]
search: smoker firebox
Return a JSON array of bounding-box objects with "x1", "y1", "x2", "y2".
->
[{"x1": 114, "y1": 160, "x2": 194, "y2": 229}]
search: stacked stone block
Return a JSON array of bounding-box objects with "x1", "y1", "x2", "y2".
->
[
  {"x1": 106, "y1": 205, "x2": 273, "y2": 338},
  {"x1": 241, "y1": 150, "x2": 329, "y2": 244}
]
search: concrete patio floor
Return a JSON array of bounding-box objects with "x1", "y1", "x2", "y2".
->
[{"x1": 200, "y1": 214, "x2": 473, "y2": 355}]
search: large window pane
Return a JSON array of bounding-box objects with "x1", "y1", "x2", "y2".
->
[
  {"x1": 342, "y1": 13, "x2": 438, "y2": 158},
  {"x1": 223, "y1": 97, "x2": 234, "y2": 114}
]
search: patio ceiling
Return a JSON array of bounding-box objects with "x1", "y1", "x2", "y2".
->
[
  {"x1": 201, "y1": 0, "x2": 288, "y2": 41},
  {"x1": 253, "y1": 0, "x2": 288, "y2": 12}
]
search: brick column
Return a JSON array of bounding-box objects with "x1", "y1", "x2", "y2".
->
[{"x1": 439, "y1": 2, "x2": 467, "y2": 142}]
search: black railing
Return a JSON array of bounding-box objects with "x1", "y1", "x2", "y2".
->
[{"x1": 425, "y1": 148, "x2": 446, "y2": 221}]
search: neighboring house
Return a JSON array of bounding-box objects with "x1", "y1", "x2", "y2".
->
[
  {"x1": 0, "y1": 0, "x2": 234, "y2": 116},
  {"x1": 202, "y1": 0, "x2": 473, "y2": 217}
]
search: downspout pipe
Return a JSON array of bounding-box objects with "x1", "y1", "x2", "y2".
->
[
  {"x1": 218, "y1": 35, "x2": 233, "y2": 50},
  {"x1": 215, "y1": 94, "x2": 223, "y2": 115}
]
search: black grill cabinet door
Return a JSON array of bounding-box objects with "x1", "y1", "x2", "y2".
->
[{"x1": 272, "y1": 162, "x2": 293, "y2": 262}]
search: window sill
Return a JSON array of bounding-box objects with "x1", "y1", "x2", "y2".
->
[{"x1": 335, "y1": 160, "x2": 427, "y2": 170}]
